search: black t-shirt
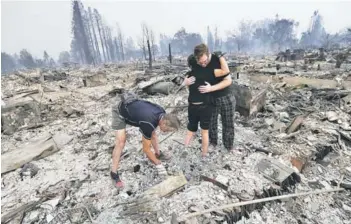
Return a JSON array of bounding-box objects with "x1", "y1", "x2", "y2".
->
[
  {"x1": 119, "y1": 100, "x2": 165, "y2": 139},
  {"x1": 187, "y1": 65, "x2": 216, "y2": 104},
  {"x1": 188, "y1": 53, "x2": 230, "y2": 100}
]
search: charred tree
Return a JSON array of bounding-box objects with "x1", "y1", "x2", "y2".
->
[
  {"x1": 88, "y1": 7, "x2": 101, "y2": 63},
  {"x1": 94, "y1": 9, "x2": 107, "y2": 62},
  {"x1": 168, "y1": 43, "x2": 172, "y2": 64},
  {"x1": 141, "y1": 23, "x2": 150, "y2": 61},
  {"x1": 71, "y1": 0, "x2": 93, "y2": 64},
  {"x1": 114, "y1": 37, "x2": 120, "y2": 61},
  {"x1": 150, "y1": 30, "x2": 156, "y2": 61},
  {"x1": 83, "y1": 8, "x2": 96, "y2": 65},
  {"x1": 116, "y1": 24, "x2": 125, "y2": 61},
  {"x1": 102, "y1": 25, "x2": 111, "y2": 61},
  {"x1": 147, "y1": 39, "x2": 152, "y2": 69},
  {"x1": 137, "y1": 35, "x2": 147, "y2": 60},
  {"x1": 106, "y1": 27, "x2": 116, "y2": 61}
]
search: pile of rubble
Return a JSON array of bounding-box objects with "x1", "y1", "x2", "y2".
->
[
  {"x1": 1, "y1": 55, "x2": 351, "y2": 224},
  {"x1": 275, "y1": 47, "x2": 351, "y2": 69}
]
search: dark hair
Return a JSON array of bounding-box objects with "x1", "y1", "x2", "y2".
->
[
  {"x1": 187, "y1": 54, "x2": 197, "y2": 69},
  {"x1": 194, "y1": 44, "x2": 209, "y2": 60}
]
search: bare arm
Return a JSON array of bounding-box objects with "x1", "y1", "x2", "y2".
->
[
  {"x1": 210, "y1": 75, "x2": 232, "y2": 92},
  {"x1": 142, "y1": 136, "x2": 161, "y2": 165},
  {"x1": 214, "y1": 57, "x2": 230, "y2": 77},
  {"x1": 198, "y1": 75, "x2": 232, "y2": 93},
  {"x1": 151, "y1": 131, "x2": 160, "y2": 154}
]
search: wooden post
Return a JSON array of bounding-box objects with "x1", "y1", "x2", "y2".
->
[{"x1": 169, "y1": 43, "x2": 172, "y2": 64}]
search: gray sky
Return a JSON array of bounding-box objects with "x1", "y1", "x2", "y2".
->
[{"x1": 2, "y1": 1, "x2": 351, "y2": 60}]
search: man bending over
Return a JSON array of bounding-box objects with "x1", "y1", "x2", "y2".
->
[{"x1": 111, "y1": 92, "x2": 181, "y2": 188}]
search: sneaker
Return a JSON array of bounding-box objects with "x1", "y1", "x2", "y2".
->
[
  {"x1": 156, "y1": 150, "x2": 171, "y2": 161},
  {"x1": 110, "y1": 171, "x2": 124, "y2": 189}
]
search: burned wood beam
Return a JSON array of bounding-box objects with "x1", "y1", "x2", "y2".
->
[
  {"x1": 144, "y1": 174, "x2": 187, "y2": 198},
  {"x1": 200, "y1": 175, "x2": 228, "y2": 191},
  {"x1": 1, "y1": 133, "x2": 72, "y2": 174}
]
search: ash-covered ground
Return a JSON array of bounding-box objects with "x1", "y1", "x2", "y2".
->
[{"x1": 1, "y1": 55, "x2": 351, "y2": 224}]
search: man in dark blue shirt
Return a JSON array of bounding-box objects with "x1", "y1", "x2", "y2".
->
[{"x1": 111, "y1": 94, "x2": 181, "y2": 188}]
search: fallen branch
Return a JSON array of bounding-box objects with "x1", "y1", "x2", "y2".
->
[
  {"x1": 177, "y1": 188, "x2": 344, "y2": 222},
  {"x1": 172, "y1": 139, "x2": 184, "y2": 145}
]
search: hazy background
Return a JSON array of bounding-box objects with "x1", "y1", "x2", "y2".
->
[{"x1": 2, "y1": 1, "x2": 351, "y2": 59}]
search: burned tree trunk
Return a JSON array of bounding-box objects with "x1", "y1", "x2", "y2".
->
[
  {"x1": 83, "y1": 9, "x2": 96, "y2": 65},
  {"x1": 88, "y1": 7, "x2": 101, "y2": 63},
  {"x1": 72, "y1": 1, "x2": 94, "y2": 65},
  {"x1": 150, "y1": 30, "x2": 156, "y2": 62},
  {"x1": 94, "y1": 9, "x2": 107, "y2": 62},
  {"x1": 116, "y1": 24, "x2": 125, "y2": 61},
  {"x1": 168, "y1": 43, "x2": 172, "y2": 64},
  {"x1": 335, "y1": 53, "x2": 346, "y2": 68},
  {"x1": 114, "y1": 37, "x2": 120, "y2": 61},
  {"x1": 106, "y1": 27, "x2": 115, "y2": 61},
  {"x1": 102, "y1": 25, "x2": 111, "y2": 62},
  {"x1": 147, "y1": 40, "x2": 152, "y2": 69},
  {"x1": 143, "y1": 47, "x2": 147, "y2": 60},
  {"x1": 118, "y1": 33, "x2": 125, "y2": 61}
]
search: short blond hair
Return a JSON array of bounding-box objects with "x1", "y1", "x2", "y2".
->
[{"x1": 163, "y1": 113, "x2": 181, "y2": 129}]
